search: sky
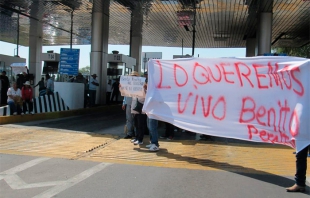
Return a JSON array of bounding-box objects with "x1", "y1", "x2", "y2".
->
[{"x1": 0, "y1": 41, "x2": 246, "y2": 69}]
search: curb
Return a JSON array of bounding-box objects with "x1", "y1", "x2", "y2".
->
[{"x1": 0, "y1": 104, "x2": 122, "y2": 125}]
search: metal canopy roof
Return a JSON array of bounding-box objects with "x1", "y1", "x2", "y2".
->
[{"x1": 0, "y1": 0, "x2": 309, "y2": 48}]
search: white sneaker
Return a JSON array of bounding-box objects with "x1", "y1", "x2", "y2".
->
[
  {"x1": 146, "y1": 143, "x2": 153, "y2": 148},
  {"x1": 21, "y1": 113, "x2": 24, "y2": 115},
  {"x1": 13, "y1": 112, "x2": 17, "y2": 116},
  {"x1": 130, "y1": 139, "x2": 137, "y2": 143},
  {"x1": 25, "y1": 112, "x2": 29, "y2": 115},
  {"x1": 31, "y1": 112, "x2": 34, "y2": 115},
  {"x1": 149, "y1": 144, "x2": 159, "y2": 152},
  {"x1": 133, "y1": 140, "x2": 143, "y2": 145}
]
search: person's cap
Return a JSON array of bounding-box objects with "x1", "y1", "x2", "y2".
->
[
  {"x1": 144, "y1": 71, "x2": 148, "y2": 75},
  {"x1": 91, "y1": 74, "x2": 97, "y2": 77},
  {"x1": 129, "y1": 71, "x2": 140, "y2": 76},
  {"x1": 24, "y1": 81, "x2": 30, "y2": 86}
]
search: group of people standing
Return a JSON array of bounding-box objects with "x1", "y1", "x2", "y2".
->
[{"x1": 121, "y1": 71, "x2": 160, "y2": 152}]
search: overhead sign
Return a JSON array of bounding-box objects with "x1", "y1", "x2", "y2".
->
[
  {"x1": 10, "y1": 62, "x2": 27, "y2": 74},
  {"x1": 143, "y1": 57, "x2": 310, "y2": 153},
  {"x1": 59, "y1": 48, "x2": 80, "y2": 75}
]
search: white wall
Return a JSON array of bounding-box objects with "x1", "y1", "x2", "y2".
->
[{"x1": 54, "y1": 82, "x2": 84, "y2": 110}]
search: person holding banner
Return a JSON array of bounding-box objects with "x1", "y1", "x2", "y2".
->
[
  {"x1": 123, "y1": 71, "x2": 140, "y2": 139},
  {"x1": 144, "y1": 79, "x2": 160, "y2": 152},
  {"x1": 286, "y1": 145, "x2": 309, "y2": 192}
]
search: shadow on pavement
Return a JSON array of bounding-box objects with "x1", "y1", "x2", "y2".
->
[{"x1": 134, "y1": 147, "x2": 309, "y2": 193}]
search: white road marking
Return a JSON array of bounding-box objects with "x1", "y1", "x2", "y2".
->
[
  {"x1": 4, "y1": 174, "x2": 65, "y2": 189},
  {"x1": 0, "y1": 157, "x2": 50, "y2": 175},
  {"x1": 33, "y1": 162, "x2": 111, "y2": 198},
  {"x1": 0, "y1": 157, "x2": 49, "y2": 180}
]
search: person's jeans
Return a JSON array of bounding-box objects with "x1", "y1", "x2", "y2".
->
[
  {"x1": 295, "y1": 145, "x2": 309, "y2": 186},
  {"x1": 147, "y1": 117, "x2": 159, "y2": 146},
  {"x1": 126, "y1": 104, "x2": 134, "y2": 136},
  {"x1": 23, "y1": 99, "x2": 33, "y2": 113},
  {"x1": 89, "y1": 90, "x2": 96, "y2": 107},
  {"x1": 134, "y1": 114, "x2": 147, "y2": 142},
  {"x1": 8, "y1": 101, "x2": 22, "y2": 115}
]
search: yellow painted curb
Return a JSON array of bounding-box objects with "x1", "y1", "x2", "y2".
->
[{"x1": 0, "y1": 104, "x2": 123, "y2": 125}]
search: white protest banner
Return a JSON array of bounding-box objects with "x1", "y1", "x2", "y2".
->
[
  {"x1": 143, "y1": 57, "x2": 310, "y2": 152},
  {"x1": 120, "y1": 75, "x2": 146, "y2": 98},
  {"x1": 10, "y1": 63, "x2": 27, "y2": 75}
]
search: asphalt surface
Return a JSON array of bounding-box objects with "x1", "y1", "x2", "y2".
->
[{"x1": 1, "y1": 106, "x2": 309, "y2": 198}]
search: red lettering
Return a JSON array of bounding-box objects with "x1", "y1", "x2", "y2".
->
[
  {"x1": 156, "y1": 60, "x2": 171, "y2": 89},
  {"x1": 192, "y1": 95, "x2": 199, "y2": 115},
  {"x1": 267, "y1": 108, "x2": 277, "y2": 132},
  {"x1": 253, "y1": 64, "x2": 268, "y2": 89},
  {"x1": 268, "y1": 62, "x2": 283, "y2": 89},
  {"x1": 281, "y1": 66, "x2": 292, "y2": 90},
  {"x1": 234, "y1": 62, "x2": 254, "y2": 88},
  {"x1": 239, "y1": 97, "x2": 256, "y2": 123},
  {"x1": 248, "y1": 125, "x2": 258, "y2": 139},
  {"x1": 177, "y1": 92, "x2": 193, "y2": 114},
  {"x1": 220, "y1": 63, "x2": 234, "y2": 84},
  {"x1": 208, "y1": 65, "x2": 222, "y2": 82},
  {"x1": 259, "y1": 130, "x2": 268, "y2": 142},
  {"x1": 291, "y1": 67, "x2": 304, "y2": 97},
  {"x1": 201, "y1": 96, "x2": 212, "y2": 117},
  {"x1": 193, "y1": 62, "x2": 211, "y2": 85},
  {"x1": 211, "y1": 96, "x2": 226, "y2": 121},
  {"x1": 256, "y1": 106, "x2": 266, "y2": 126},
  {"x1": 278, "y1": 100, "x2": 290, "y2": 132},
  {"x1": 174, "y1": 64, "x2": 188, "y2": 87}
]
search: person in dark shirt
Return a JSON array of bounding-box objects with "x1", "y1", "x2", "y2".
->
[
  {"x1": 0, "y1": 71, "x2": 10, "y2": 105},
  {"x1": 111, "y1": 79, "x2": 120, "y2": 103},
  {"x1": 16, "y1": 70, "x2": 29, "y2": 89}
]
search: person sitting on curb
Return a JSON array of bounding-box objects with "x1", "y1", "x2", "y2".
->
[
  {"x1": 21, "y1": 81, "x2": 34, "y2": 115},
  {"x1": 7, "y1": 82, "x2": 23, "y2": 115}
]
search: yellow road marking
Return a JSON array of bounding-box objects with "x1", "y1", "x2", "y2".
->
[{"x1": 0, "y1": 126, "x2": 309, "y2": 177}]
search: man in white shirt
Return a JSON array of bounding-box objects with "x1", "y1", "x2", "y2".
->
[
  {"x1": 89, "y1": 74, "x2": 99, "y2": 107},
  {"x1": 7, "y1": 82, "x2": 23, "y2": 115},
  {"x1": 46, "y1": 74, "x2": 54, "y2": 95}
]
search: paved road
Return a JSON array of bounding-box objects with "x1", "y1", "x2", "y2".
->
[{"x1": 0, "y1": 109, "x2": 309, "y2": 197}]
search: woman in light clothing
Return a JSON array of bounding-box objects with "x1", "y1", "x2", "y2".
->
[{"x1": 7, "y1": 82, "x2": 23, "y2": 115}]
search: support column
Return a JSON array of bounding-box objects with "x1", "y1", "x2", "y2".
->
[
  {"x1": 246, "y1": 38, "x2": 256, "y2": 57},
  {"x1": 28, "y1": 3, "x2": 43, "y2": 97},
  {"x1": 257, "y1": 0, "x2": 273, "y2": 56},
  {"x1": 130, "y1": 5, "x2": 143, "y2": 74},
  {"x1": 257, "y1": 13, "x2": 272, "y2": 55},
  {"x1": 90, "y1": 0, "x2": 103, "y2": 105},
  {"x1": 100, "y1": 0, "x2": 110, "y2": 104}
]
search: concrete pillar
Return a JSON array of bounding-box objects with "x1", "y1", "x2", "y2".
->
[
  {"x1": 130, "y1": 5, "x2": 143, "y2": 74},
  {"x1": 100, "y1": 0, "x2": 110, "y2": 105},
  {"x1": 246, "y1": 38, "x2": 256, "y2": 57},
  {"x1": 90, "y1": 1, "x2": 103, "y2": 104},
  {"x1": 28, "y1": 2, "x2": 43, "y2": 97},
  {"x1": 257, "y1": 12, "x2": 272, "y2": 55}
]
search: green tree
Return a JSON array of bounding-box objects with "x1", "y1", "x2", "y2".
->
[
  {"x1": 273, "y1": 44, "x2": 310, "y2": 58},
  {"x1": 79, "y1": 66, "x2": 90, "y2": 75}
]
